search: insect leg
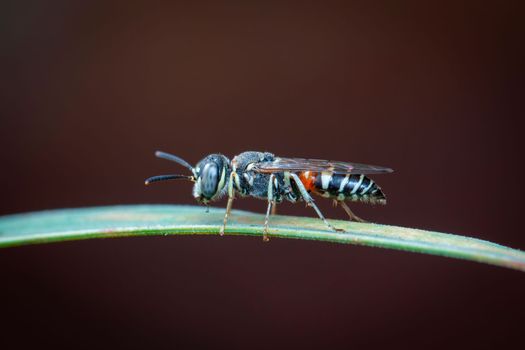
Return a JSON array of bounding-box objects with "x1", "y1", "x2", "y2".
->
[
  {"x1": 220, "y1": 171, "x2": 237, "y2": 236},
  {"x1": 271, "y1": 204, "x2": 277, "y2": 215},
  {"x1": 289, "y1": 173, "x2": 344, "y2": 232},
  {"x1": 340, "y1": 201, "x2": 367, "y2": 223},
  {"x1": 271, "y1": 175, "x2": 278, "y2": 215},
  {"x1": 263, "y1": 174, "x2": 276, "y2": 242}
]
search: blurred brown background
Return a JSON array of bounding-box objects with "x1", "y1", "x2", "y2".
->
[{"x1": 1, "y1": 1, "x2": 524, "y2": 349}]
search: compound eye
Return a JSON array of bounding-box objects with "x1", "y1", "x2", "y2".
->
[{"x1": 200, "y1": 162, "x2": 219, "y2": 199}]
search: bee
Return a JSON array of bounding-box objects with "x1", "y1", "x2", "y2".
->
[{"x1": 145, "y1": 151, "x2": 393, "y2": 241}]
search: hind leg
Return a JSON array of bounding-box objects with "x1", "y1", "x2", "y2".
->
[
  {"x1": 339, "y1": 201, "x2": 367, "y2": 223},
  {"x1": 289, "y1": 173, "x2": 344, "y2": 232}
]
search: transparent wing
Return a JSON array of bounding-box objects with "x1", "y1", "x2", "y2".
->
[{"x1": 252, "y1": 157, "x2": 393, "y2": 175}]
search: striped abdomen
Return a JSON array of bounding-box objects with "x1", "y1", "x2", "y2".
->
[{"x1": 298, "y1": 171, "x2": 386, "y2": 204}]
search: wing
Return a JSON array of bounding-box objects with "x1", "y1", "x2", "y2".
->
[{"x1": 252, "y1": 157, "x2": 393, "y2": 175}]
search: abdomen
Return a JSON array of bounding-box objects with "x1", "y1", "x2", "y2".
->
[{"x1": 299, "y1": 171, "x2": 386, "y2": 204}]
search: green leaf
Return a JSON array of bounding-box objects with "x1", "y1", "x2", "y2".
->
[{"x1": 1, "y1": 205, "x2": 524, "y2": 272}]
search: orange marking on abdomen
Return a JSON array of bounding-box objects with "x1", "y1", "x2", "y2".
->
[{"x1": 298, "y1": 171, "x2": 318, "y2": 192}]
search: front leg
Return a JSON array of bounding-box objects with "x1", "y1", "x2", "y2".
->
[{"x1": 220, "y1": 171, "x2": 238, "y2": 236}]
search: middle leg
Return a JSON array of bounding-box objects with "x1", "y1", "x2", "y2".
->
[{"x1": 263, "y1": 174, "x2": 276, "y2": 242}]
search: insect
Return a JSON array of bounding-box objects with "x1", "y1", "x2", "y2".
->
[{"x1": 145, "y1": 151, "x2": 393, "y2": 241}]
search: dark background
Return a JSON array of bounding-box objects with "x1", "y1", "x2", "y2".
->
[{"x1": 1, "y1": 1, "x2": 524, "y2": 349}]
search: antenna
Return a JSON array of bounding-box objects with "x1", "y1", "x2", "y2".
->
[
  {"x1": 155, "y1": 151, "x2": 194, "y2": 173},
  {"x1": 144, "y1": 174, "x2": 194, "y2": 185}
]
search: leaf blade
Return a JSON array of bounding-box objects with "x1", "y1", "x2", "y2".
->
[{"x1": 1, "y1": 205, "x2": 524, "y2": 272}]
